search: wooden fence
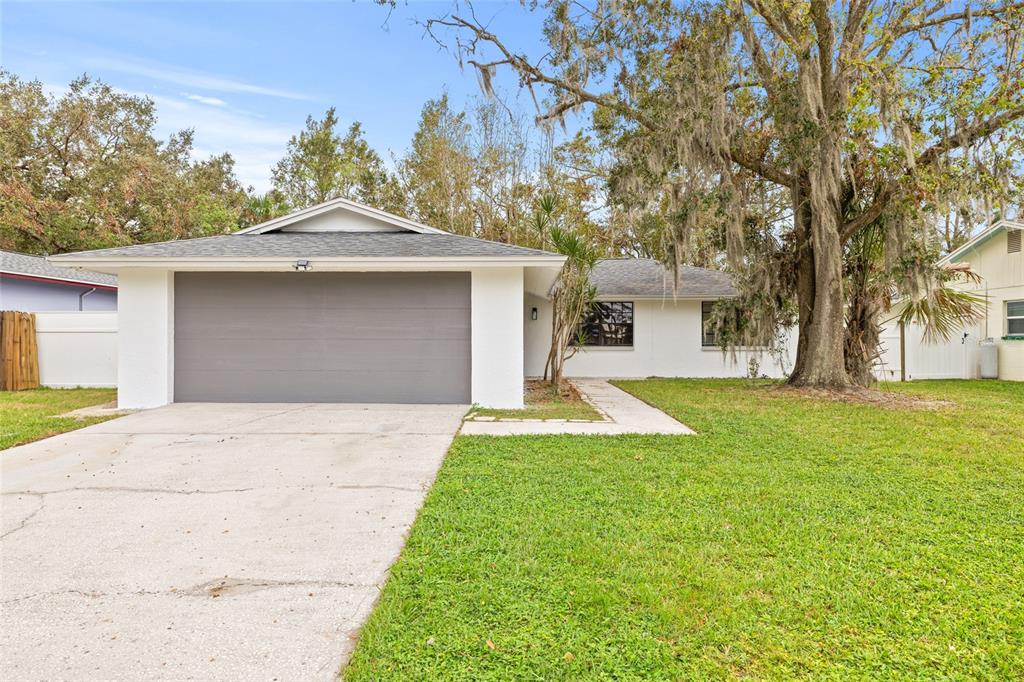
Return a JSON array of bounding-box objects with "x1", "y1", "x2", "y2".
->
[{"x1": 0, "y1": 311, "x2": 40, "y2": 391}]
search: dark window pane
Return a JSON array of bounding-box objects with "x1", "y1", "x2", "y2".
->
[
  {"x1": 1008, "y1": 300, "x2": 1024, "y2": 317},
  {"x1": 578, "y1": 302, "x2": 633, "y2": 346},
  {"x1": 1009, "y1": 317, "x2": 1024, "y2": 335},
  {"x1": 701, "y1": 301, "x2": 717, "y2": 347}
]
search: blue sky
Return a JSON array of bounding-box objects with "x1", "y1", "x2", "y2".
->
[{"x1": 1, "y1": 1, "x2": 561, "y2": 191}]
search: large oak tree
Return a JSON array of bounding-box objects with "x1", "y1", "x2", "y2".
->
[{"x1": 425, "y1": 0, "x2": 1024, "y2": 388}]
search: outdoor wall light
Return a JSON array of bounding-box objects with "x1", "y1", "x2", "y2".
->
[
  {"x1": 531, "y1": 307, "x2": 538, "y2": 321},
  {"x1": 293, "y1": 259, "x2": 312, "y2": 271}
]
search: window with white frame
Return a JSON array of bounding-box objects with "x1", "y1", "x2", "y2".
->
[{"x1": 1008, "y1": 300, "x2": 1024, "y2": 336}]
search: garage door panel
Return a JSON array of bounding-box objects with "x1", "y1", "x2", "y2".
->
[
  {"x1": 175, "y1": 338, "x2": 470, "y2": 373},
  {"x1": 176, "y1": 274, "x2": 470, "y2": 311},
  {"x1": 174, "y1": 369, "x2": 467, "y2": 403},
  {"x1": 175, "y1": 309, "x2": 471, "y2": 342},
  {"x1": 174, "y1": 272, "x2": 471, "y2": 403}
]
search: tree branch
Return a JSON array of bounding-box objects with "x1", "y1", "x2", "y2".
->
[
  {"x1": 426, "y1": 14, "x2": 657, "y2": 131},
  {"x1": 896, "y1": 2, "x2": 1024, "y2": 37},
  {"x1": 730, "y1": 145, "x2": 796, "y2": 187},
  {"x1": 839, "y1": 103, "x2": 1024, "y2": 242}
]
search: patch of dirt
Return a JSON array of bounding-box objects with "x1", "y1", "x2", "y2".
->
[
  {"x1": 524, "y1": 378, "x2": 584, "y2": 404},
  {"x1": 764, "y1": 384, "x2": 953, "y2": 410}
]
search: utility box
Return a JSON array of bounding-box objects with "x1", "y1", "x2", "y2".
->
[{"x1": 980, "y1": 338, "x2": 999, "y2": 379}]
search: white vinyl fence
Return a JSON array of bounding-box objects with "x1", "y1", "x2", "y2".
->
[
  {"x1": 874, "y1": 319, "x2": 983, "y2": 381},
  {"x1": 35, "y1": 312, "x2": 117, "y2": 388}
]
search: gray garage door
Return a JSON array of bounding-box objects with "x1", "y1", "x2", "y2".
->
[{"x1": 174, "y1": 272, "x2": 471, "y2": 403}]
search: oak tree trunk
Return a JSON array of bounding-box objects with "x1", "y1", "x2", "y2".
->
[{"x1": 787, "y1": 182, "x2": 854, "y2": 388}]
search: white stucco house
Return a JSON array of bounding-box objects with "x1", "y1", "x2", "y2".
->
[{"x1": 49, "y1": 198, "x2": 786, "y2": 410}]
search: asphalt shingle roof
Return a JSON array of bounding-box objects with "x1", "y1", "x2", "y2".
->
[
  {"x1": 51, "y1": 232, "x2": 564, "y2": 261},
  {"x1": 591, "y1": 258, "x2": 736, "y2": 298},
  {"x1": 1, "y1": 250, "x2": 117, "y2": 286}
]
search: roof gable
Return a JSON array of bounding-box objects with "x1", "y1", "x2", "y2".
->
[
  {"x1": 943, "y1": 219, "x2": 1024, "y2": 264},
  {"x1": 236, "y1": 197, "x2": 447, "y2": 235}
]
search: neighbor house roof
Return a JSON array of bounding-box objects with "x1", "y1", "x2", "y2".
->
[
  {"x1": 591, "y1": 258, "x2": 736, "y2": 299},
  {"x1": 1, "y1": 249, "x2": 117, "y2": 288},
  {"x1": 942, "y1": 219, "x2": 1024, "y2": 264},
  {"x1": 47, "y1": 232, "x2": 562, "y2": 262}
]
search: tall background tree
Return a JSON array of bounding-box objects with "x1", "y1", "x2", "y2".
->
[
  {"x1": 397, "y1": 94, "x2": 477, "y2": 234},
  {"x1": 271, "y1": 108, "x2": 404, "y2": 214},
  {"x1": 0, "y1": 72, "x2": 247, "y2": 254},
  {"x1": 398, "y1": 93, "x2": 614, "y2": 251},
  {"x1": 425, "y1": 0, "x2": 1024, "y2": 389}
]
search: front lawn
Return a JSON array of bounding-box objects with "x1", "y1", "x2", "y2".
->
[
  {"x1": 468, "y1": 379, "x2": 604, "y2": 421},
  {"x1": 346, "y1": 379, "x2": 1024, "y2": 680},
  {"x1": 0, "y1": 387, "x2": 118, "y2": 450}
]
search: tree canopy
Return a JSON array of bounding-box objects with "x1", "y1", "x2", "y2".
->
[
  {"x1": 426, "y1": 0, "x2": 1024, "y2": 387},
  {"x1": 1, "y1": 72, "x2": 247, "y2": 254},
  {"x1": 270, "y1": 108, "x2": 405, "y2": 214}
]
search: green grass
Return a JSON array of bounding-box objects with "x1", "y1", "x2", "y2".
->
[
  {"x1": 0, "y1": 387, "x2": 118, "y2": 450},
  {"x1": 345, "y1": 379, "x2": 1024, "y2": 680},
  {"x1": 470, "y1": 382, "x2": 604, "y2": 421}
]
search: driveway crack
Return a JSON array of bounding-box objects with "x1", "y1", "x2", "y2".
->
[
  {"x1": 2, "y1": 483, "x2": 423, "y2": 497},
  {"x1": 0, "y1": 493, "x2": 46, "y2": 540},
  {"x1": 2, "y1": 578, "x2": 377, "y2": 605}
]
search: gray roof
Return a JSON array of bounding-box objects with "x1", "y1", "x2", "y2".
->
[
  {"x1": 591, "y1": 259, "x2": 736, "y2": 298},
  {"x1": 1, "y1": 250, "x2": 117, "y2": 286},
  {"x1": 51, "y1": 232, "x2": 563, "y2": 261}
]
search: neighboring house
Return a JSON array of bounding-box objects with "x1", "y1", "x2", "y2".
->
[
  {"x1": 49, "y1": 198, "x2": 786, "y2": 410},
  {"x1": 942, "y1": 220, "x2": 1024, "y2": 380},
  {"x1": 1, "y1": 249, "x2": 117, "y2": 311},
  {"x1": 524, "y1": 259, "x2": 795, "y2": 379}
]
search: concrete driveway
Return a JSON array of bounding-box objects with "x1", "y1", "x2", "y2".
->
[{"x1": 1, "y1": 402, "x2": 466, "y2": 681}]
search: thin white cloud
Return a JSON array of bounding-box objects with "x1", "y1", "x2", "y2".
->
[
  {"x1": 184, "y1": 93, "x2": 227, "y2": 107},
  {"x1": 37, "y1": 83, "x2": 294, "y2": 192},
  {"x1": 85, "y1": 55, "x2": 313, "y2": 101},
  {"x1": 139, "y1": 92, "x2": 293, "y2": 189}
]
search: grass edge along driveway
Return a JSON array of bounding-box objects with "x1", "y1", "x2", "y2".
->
[
  {"x1": 1, "y1": 387, "x2": 118, "y2": 450},
  {"x1": 344, "y1": 378, "x2": 1023, "y2": 680}
]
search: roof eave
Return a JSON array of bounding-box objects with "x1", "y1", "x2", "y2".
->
[
  {"x1": 47, "y1": 255, "x2": 567, "y2": 273},
  {"x1": 0, "y1": 270, "x2": 117, "y2": 290},
  {"x1": 595, "y1": 292, "x2": 737, "y2": 300}
]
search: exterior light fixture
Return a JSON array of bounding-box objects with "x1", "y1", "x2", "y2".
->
[
  {"x1": 531, "y1": 307, "x2": 538, "y2": 321},
  {"x1": 293, "y1": 259, "x2": 312, "y2": 272}
]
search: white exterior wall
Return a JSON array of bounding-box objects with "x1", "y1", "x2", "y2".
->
[
  {"x1": 35, "y1": 312, "x2": 117, "y2": 388},
  {"x1": 944, "y1": 228, "x2": 1024, "y2": 380},
  {"x1": 472, "y1": 268, "x2": 524, "y2": 407},
  {"x1": 524, "y1": 295, "x2": 795, "y2": 379},
  {"x1": 117, "y1": 270, "x2": 174, "y2": 408}
]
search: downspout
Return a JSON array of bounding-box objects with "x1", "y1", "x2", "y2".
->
[{"x1": 78, "y1": 287, "x2": 97, "y2": 311}]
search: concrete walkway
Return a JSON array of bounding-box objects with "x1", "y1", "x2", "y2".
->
[
  {"x1": 461, "y1": 379, "x2": 693, "y2": 436},
  {"x1": 1, "y1": 402, "x2": 466, "y2": 681}
]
